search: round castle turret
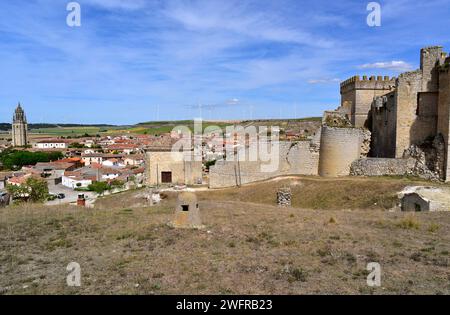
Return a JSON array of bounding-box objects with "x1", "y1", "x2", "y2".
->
[{"x1": 318, "y1": 126, "x2": 369, "y2": 177}]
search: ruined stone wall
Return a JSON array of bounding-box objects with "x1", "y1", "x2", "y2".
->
[
  {"x1": 394, "y1": 71, "x2": 440, "y2": 158},
  {"x1": 209, "y1": 139, "x2": 320, "y2": 189},
  {"x1": 421, "y1": 46, "x2": 446, "y2": 92},
  {"x1": 350, "y1": 158, "x2": 416, "y2": 177},
  {"x1": 318, "y1": 126, "x2": 369, "y2": 177},
  {"x1": 340, "y1": 84, "x2": 355, "y2": 122},
  {"x1": 371, "y1": 92, "x2": 397, "y2": 157},
  {"x1": 394, "y1": 47, "x2": 446, "y2": 158},
  {"x1": 438, "y1": 63, "x2": 450, "y2": 181}
]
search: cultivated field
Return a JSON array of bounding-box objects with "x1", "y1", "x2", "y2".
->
[
  {"x1": 0, "y1": 177, "x2": 449, "y2": 295},
  {"x1": 29, "y1": 126, "x2": 122, "y2": 137}
]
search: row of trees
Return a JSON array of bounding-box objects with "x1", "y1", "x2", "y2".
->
[{"x1": 0, "y1": 150, "x2": 63, "y2": 171}]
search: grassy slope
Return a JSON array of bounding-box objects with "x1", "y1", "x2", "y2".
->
[
  {"x1": 200, "y1": 176, "x2": 434, "y2": 210},
  {"x1": 0, "y1": 177, "x2": 449, "y2": 295}
]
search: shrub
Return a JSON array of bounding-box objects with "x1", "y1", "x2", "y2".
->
[
  {"x1": 396, "y1": 216, "x2": 420, "y2": 230},
  {"x1": 87, "y1": 182, "x2": 109, "y2": 195},
  {"x1": 427, "y1": 223, "x2": 440, "y2": 233},
  {"x1": 289, "y1": 267, "x2": 308, "y2": 282}
]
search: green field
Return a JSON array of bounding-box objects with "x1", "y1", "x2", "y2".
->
[
  {"x1": 28, "y1": 118, "x2": 322, "y2": 137},
  {"x1": 30, "y1": 126, "x2": 123, "y2": 137}
]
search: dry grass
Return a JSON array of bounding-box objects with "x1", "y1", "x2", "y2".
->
[
  {"x1": 200, "y1": 176, "x2": 433, "y2": 210},
  {"x1": 0, "y1": 177, "x2": 449, "y2": 295}
]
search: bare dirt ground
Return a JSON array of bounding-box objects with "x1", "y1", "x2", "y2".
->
[{"x1": 0, "y1": 177, "x2": 449, "y2": 295}]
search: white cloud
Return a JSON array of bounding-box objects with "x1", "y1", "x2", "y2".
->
[
  {"x1": 308, "y1": 78, "x2": 341, "y2": 84},
  {"x1": 359, "y1": 60, "x2": 413, "y2": 72},
  {"x1": 83, "y1": 0, "x2": 147, "y2": 11}
]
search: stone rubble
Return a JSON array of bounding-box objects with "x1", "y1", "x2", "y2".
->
[{"x1": 277, "y1": 187, "x2": 292, "y2": 207}]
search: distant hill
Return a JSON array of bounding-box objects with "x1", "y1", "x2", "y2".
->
[
  {"x1": 136, "y1": 117, "x2": 322, "y2": 126},
  {"x1": 0, "y1": 123, "x2": 118, "y2": 131}
]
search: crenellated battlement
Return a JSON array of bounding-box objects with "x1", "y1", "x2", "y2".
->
[{"x1": 340, "y1": 75, "x2": 396, "y2": 93}]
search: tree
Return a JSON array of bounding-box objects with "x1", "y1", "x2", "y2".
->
[
  {"x1": 87, "y1": 181, "x2": 109, "y2": 195},
  {"x1": 7, "y1": 177, "x2": 49, "y2": 203},
  {"x1": 26, "y1": 177, "x2": 49, "y2": 202},
  {"x1": 69, "y1": 142, "x2": 85, "y2": 149}
]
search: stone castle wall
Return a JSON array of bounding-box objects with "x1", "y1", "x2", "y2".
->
[
  {"x1": 340, "y1": 76, "x2": 396, "y2": 128},
  {"x1": 438, "y1": 60, "x2": 450, "y2": 181},
  {"x1": 371, "y1": 92, "x2": 397, "y2": 158},
  {"x1": 209, "y1": 138, "x2": 320, "y2": 189},
  {"x1": 392, "y1": 48, "x2": 446, "y2": 159}
]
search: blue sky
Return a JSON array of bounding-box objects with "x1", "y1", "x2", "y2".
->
[{"x1": 1, "y1": 0, "x2": 450, "y2": 124}]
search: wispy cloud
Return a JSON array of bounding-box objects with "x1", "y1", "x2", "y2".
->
[
  {"x1": 308, "y1": 78, "x2": 341, "y2": 84},
  {"x1": 0, "y1": 0, "x2": 448, "y2": 123},
  {"x1": 83, "y1": 0, "x2": 147, "y2": 11},
  {"x1": 163, "y1": 0, "x2": 334, "y2": 48},
  {"x1": 358, "y1": 61, "x2": 414, "y2": 72}
]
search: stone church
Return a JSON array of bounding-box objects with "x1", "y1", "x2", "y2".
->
[{"x1": 12, "y1": 103, "x2": 28, "y2": 147}]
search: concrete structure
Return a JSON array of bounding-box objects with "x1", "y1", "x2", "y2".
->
[
  {"x1": 77, "y1": 194, "x2": 87, "y2": 207},
  {"x1": 399, "y1": 186, "x2": 450, "y2": 212},
  {"x1": 145, "y1": 149, "x2": 202, "y2": 186},
  {"x1": 0, "y1": 190, "x2": 10, "y2": 208},
  {"x1": 169, "y1": 192, "x2": 204, "y2": 229},
  {"x1": 11, "y1": 103, "x2": 28, "y2": 147},
  {"x1": 318, "y1": 126, "x2": 370, "y2": 177}
]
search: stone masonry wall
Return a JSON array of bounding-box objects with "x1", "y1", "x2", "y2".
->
[
  {"x1": 340, "y1": 76, "x2": 396, "y2": 128},
  {"x1": 209, "y1": 138, "x2": 320, "y2": 189},
  {"x1": 318, "y1": 126, "x2": 370, "y2": 177},
  {"x1": 438, "y1": 63, "x2": 450, "y2": 181},
  {"x1": 350, "y1": 158, "x2": 416, "y2": 177}
]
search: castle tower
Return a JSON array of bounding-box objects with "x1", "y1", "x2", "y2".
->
[
  {"x1": 12, "y1": 103, "x2": 28, "y2": 147},
  {"x1": 340, "y1": 76, "x2": 396, "y2": 128}
]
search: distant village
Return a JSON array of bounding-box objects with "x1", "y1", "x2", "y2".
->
[
  {"x1": 3, "y1": 46, "x2": 450, "y2": 213},
  {"x1": 0, "y1": 103, "x2": 319, "y2": 207}
]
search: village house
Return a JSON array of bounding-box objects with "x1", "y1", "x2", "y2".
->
[
  {"x1": 123, "y1": 154, "x2": 145, "y2": 166},
  {"x1": 102, "y1": 158, "x2": 125, "y2": 168},
  {"x1": 32, "y1": 139, "x2": 70, "y2": 150},
  {"x1": 81, "y1": 153, "x2": 124, "y2": 165},
  {"x1": 7, "y1": 173, "x2": 41, "y2": 187},
  {"x1": 33, "y1": 161, "x2": 78, "y2": 183},
  {"x1": 106, "y1": 143, "x2": 139, "y2": 155}
]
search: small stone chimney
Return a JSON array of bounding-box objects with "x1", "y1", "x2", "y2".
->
[{"x1": 77, "y1": 194, "x2": 86, "y2": 207}]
